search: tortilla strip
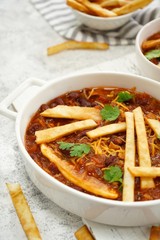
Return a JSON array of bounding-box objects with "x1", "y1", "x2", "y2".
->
[
  {"x1": 35, "y1": 119, "x2": 97, "y2": 144},
  {"x1": 149, "y1": 226, "x2": 160, "y2": 240},
  {"x1": 41, "y1": 105, "x2": 102, "y2": 122},
  {"x1": 66, "y1": 0, "x2": 91, "y2": 14},
  {"x1": 122, "y1": 112, "x2": 135, "y2": 202},
  {"x1": 133, "y1": 107, "x2": 155, "y2": 189},
  {"x1": 6, "y1": 183, "x2": 42, "y2": 240},
  {"x1": 146, "y1": 118, "x2": 160, "y2": 138},
  {"x1": 86, "y1": 122, "x2": 126, "y2": 139},
  {"x1": 128, "y1": 167, "x2": 160, "y2": 178},
  {"x1": 75, "y1": 225, "x2": 94, "y2": 240},
  {"x1": 41, "y1": 144, "x2": 118, "y2": 199},
  {"x1": 113, "y1": 0, "x2": 153, "y2": 15},
  {"x1": 142, "y1": 39, "x2": 160, "y2": 51},
  {"x1": 83, "y1": 0, "x2": 117, "y2": 17}
]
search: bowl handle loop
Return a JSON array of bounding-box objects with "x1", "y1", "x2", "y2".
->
[{"x1": 0, "y1": 78, "x2": 45, "y2": 120}]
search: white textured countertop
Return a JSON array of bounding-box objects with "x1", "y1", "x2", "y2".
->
[{"x1": 0, "y1": 0, "x2": 156, "y2": 240}]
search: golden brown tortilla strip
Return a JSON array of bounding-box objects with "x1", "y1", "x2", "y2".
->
[
  {"x1": 35, "y1": 119, "x2": 97, "y2": 144},
  {"x1": 149, "y1": 226, "x2": 160, "y2": 240},
  {"x1": 146, "y1": 118, "x2": 160, "y2": 138},
  {"x1": 41, "y1": 144, "x2": 118, "y2": 199},
  {"x1": 6, "y1": 183, "x2": 42, "y2": 240},
  {"x1": 133, "y1": 107, "x2": 155, "y2": 189},
  {"x1": 122, "y1": 112, "x2": 135, "y2": 202},
  {"x1": 41, "y1": 105, "x2": 102, "y2": 121},
  {"x1": 128, "y1": 167, "x2": 160, "y2": 178},
  {"x1": 86, "y1": 122, "x2": 126, "y2": 139},
  {"x1": 142, "y1": 39, "x2": 160, "y2": 51},
  {"x1": 75, "y1": 225, "x2": 94, "y2": 240},
  {"x1": 66, "y1": 0, "x2": 91, "y2": 14},
  {"x1": 83, "y1": 0, "x2": 117, "y2": 17},
  {"x1": 113, "y1": 0, "x2": 153, "y2": 15}
]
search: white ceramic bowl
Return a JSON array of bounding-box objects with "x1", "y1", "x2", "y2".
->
[
  {"x1": 135, "y1": 18, "x2": 160, "y2": 82},
  {"x1": 2, "y1": 72, "x2": 160, "y2": 227},
  {"x1": 73, "y1": 9, "x2": 135, "y2": 30}
]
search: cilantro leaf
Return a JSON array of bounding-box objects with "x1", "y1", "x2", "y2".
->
[
  {"x1": 57, "y1": 142, "x2": 91, "y2": 157},
  {"x1": 145, "y1": 49, "x2": 160, "y2": 60},
  {"x1": 58, "y1": 142, "x2": 74, "y2": 150},
  {"x1": 117, "y1": 91, "x2": 134, "y2": 102},
  {"x1": 103, "y1": 166, "x2": 123, "y2": 183},
  {"x1": 100, "y1": 105, "x2": 120, "y2": 121},
  {"x1": 70, "y1": 144, "x2": 91, "y2": 157},
  {"x1": 157, "y1": 134, "x2": 160, "y2": 140}
]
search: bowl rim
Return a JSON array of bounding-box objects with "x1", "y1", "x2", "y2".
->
[
  {"x1": 73, "y1": 8, "x2": 136, "y2": 21},
  {"x1": 135, "y1": 18, "x2": 160, "y2": 72},
  {"x1": 16, "y1": 71, "x2": 160, "y2": 208}
]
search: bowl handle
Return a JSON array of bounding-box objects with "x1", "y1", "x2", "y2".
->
[{"x1": 0, "y1": 78, "x2": 46, "y2": 120}]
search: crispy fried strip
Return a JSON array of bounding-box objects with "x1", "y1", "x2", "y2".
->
[
  {"x1": 35, "y1": 119, "x2": 97, "y2": 144},
  {"x1": 6, "y1": 183, "x2": 42, "y2": 240},
  {"x1": 122, "y1": 112, "x2": 135, "y2": 202},
  {"x1": 146, "y1": 118, "x2": 160, "y2": 138},
  {"x1": 128, "y1": 167, "x2": 160, "y2": 177},
  {"x1": 149, "y1": 226, "x2": 160, "y2": 240},
  {"x1": 75, "y1": 225, "x2": 94, "y2": 240},
  {"x1": 113, "y1": 0, "x2": 153, "y2": 15},
  {"x1": 41, "y1": 144, "x2": 118, "y2": 199},
  {"x1": 47, "y1": 41, "x2": 109, "y2": 56},
  {"x1": 86, "y1": 122, "x2": 126, "y2": 139},
  {"x1": 142, "y1": 39, "x2": 160, "y2": 50},
  {"x1": 41, "y1": 105, "x2": 102, "y2": 121},
  {"x1": 133, "y1": 107, "x2": 155, "y2": 189},
  {"x1": 66, "y1": 0, "x2": 91, "y2": 14},
  {"x1": 100, "y1": 0, "x2": 129, "y2": 7},
  {"x1": 83, "y1": 0, "x2": 117, "y2": 17}
]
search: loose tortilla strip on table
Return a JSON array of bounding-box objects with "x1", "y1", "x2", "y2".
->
[
  {"x1": 133, "y1": 107, "x2": 155, "y2": 189},
  {"x1": 41, "y1": 105, "x2": 101, "y2": 122},
  {"x1": 122, "y1": 112, "x2": 135, "y2": 202},
  {"x1": 75, "y1": 225, "x2": 94, "y2": 240},
  {"x1": 128, "y1": 167, "x2": 160, "y2": 178},
  {"x1": 113, "y1": 0, "x2": 153, "y2": 15},
  {"x1": 86, "y1": 122, "x2": 126, "y2": 139},
  {"x1": 146, "y1": 118, "x2": 160, "y2": 138},
  {"x1": 149, "y1": 226, "x2": 160, "y2": 240},
  {"x1": 6, "y1": 183, "x2": 42, "y2": 240},
  {"x1": 41, "y1": 144, "x2": 118, "y2": 199},
  {"x1": 47, "y1": 41, "x2": 109, "y2": 56},
  {"x1": 35, "y1": 119, "x2": 97, "y2": 144}
]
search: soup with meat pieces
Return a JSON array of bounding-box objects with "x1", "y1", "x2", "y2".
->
[
  {"x1": 25, "y1": 87, "x2": 160, "y2": 202},
  {"x1": 142, "y1": 31, "x2": 160, "y2": 67}
]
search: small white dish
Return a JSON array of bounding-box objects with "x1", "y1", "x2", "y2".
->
[
  {"x1": 73, "y1": 9, "x2": 135, "y2": 30},
  {"x1": 135, "y1": 18, "x2": 160, "y2": 82}
]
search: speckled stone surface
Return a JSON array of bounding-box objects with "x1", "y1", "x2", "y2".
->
[{"x1": 0, "y1": 0, "x2": 147, "y2": 239}]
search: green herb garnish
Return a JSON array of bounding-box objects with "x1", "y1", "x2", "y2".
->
[
  {"x1": 157, "y1": 134, "x2": 160, "y2": 140},
  {"x1": 145, "y1": 49, "x2": 160, "y2": 60},
  {"x1": 117, "y1": 91, "x2": 134, "y2": 102},
  {"x1": 58, "y1": 142, "x2": 91, "y2": 157},
  {"x1": 103, "y1": 166, "x2": 123, "y2": 184},
  {"x1": 100, "y1": 105, "x2": 120, "y2": 121}
]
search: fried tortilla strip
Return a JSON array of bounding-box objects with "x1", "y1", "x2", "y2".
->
[
  {"x1": 101, "y1": 0, "x2": 129, "y2": 7},
  {"x1": 146, "y1": 118, "x2": 160, "y2": 138},
  {"x1": 6, "y1": 183, "x2": 42, "y2": 240},
  {"x1": 66, "y1": 0, "x2": 91, "y2": 14},
  {"x1": 47, "y1": 41, "x2": 109, "y2": 56},
  {"x1": 133, "y1": 107, "x2": 155, "y2": 189},
  {"x1": 142, "y1": 39, "x2": 160, "y2": 50},
  {"x1": 41, "y1": 105, "x2": 101, "y2": 121},
  {"x1": 35, "y1": 119, "x2": 97, "y2": 144},
  {"x1": 41, "y1": 144, "x2": 118, "y2": 199},
  {"x1": 86, "y1": 122, "x2": 126, "y2": 139},
  {"x1": 122, "y1": 112, "x2": 135, "y2": 202},
  {"x1": 83, "y1": 0, "x2": 117, "y2": 17},
  {"x1": 113, "y1": 0, "x2": 153, "y2": 15},
  {"x1": 75, "y1": 225, "x2": 94, "y2": 240},
  {"x1": 149, "y1": 226, "x2": 160, "y2": 240},
  {"x1": 128, "y1": 167, "x2": 160, "y2": 178}
]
